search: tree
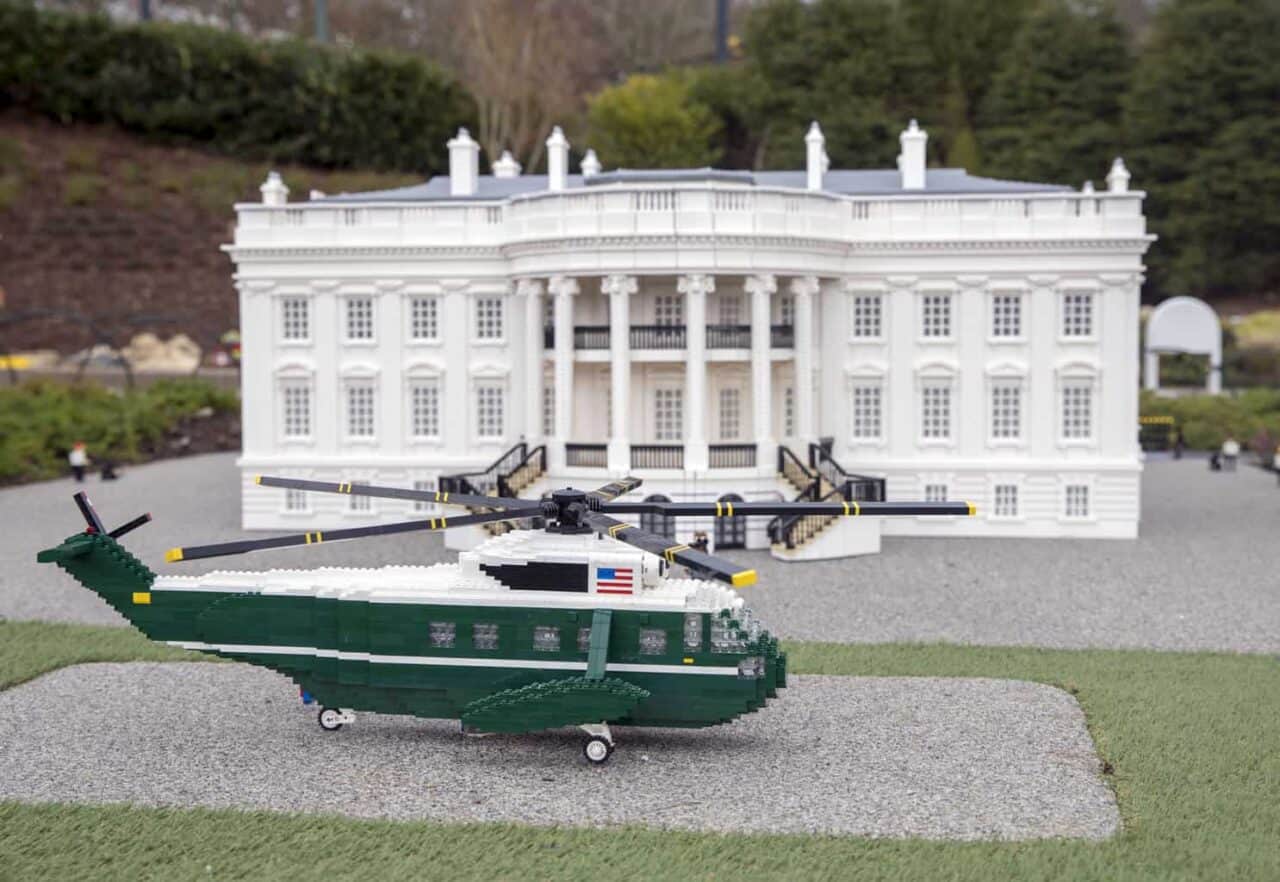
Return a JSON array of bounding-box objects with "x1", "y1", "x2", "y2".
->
[
  {"x1": 979, "y1": 0, "x2": 1131, "y2": 186},
  {"x1": 586, "y1": 73, "x2": 722, "y2": 169},
  {"x1": 1126, "y1": 0, "x2": 1280, "y2": 297}
]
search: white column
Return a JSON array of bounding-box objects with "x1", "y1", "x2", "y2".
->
[
  {"x1": 790, "y1": 276, "x2": 818, "y2": 446},
  {"x1": 442, "y1": 281, "x2": 470, "y2": 459},
  {"x1": 517, "y1": 278, "x2": 545, "y2": 444},
  {"x1": 603, "y1": 274, "x2": 637, "y2": 473},
  {"x1": 680, "y1": 274, "x2": 714, "y2": 472},
  {"x1": 376, "y1": 280, "x2": 406, "y2": 459},
  {"x1": 549, "y1": 275, "x2": 578, "y2": 470},
  {"x1": 746, "y1": 274, "x2": 777, "y2": 469}
]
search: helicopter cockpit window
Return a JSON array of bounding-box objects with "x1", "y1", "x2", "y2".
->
[
  {"x1": 639, "y1": 628, "x2": 667, "y2": 655},
  {"x1": 473, "y1": 623, "x2": 499, "y2": 651},
  {"x1": 533, "y1": 626, "x2": 560, "y2": 652},
  {"x1": 577, "y1": 627, "x2": 592, "y2": 653},
  {"x1": 429, "y1": 622, "x2": 455, "y2": 649},
  {"x1": 683, "y1": 613, "x2": 702, "y2": 651}
]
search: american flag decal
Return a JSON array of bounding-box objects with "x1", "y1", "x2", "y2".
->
[{"x1": 596, "y1": 566, "x2": 634, "y2": 594}]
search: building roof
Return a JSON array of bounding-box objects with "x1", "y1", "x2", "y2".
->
[{"x1": 317, "y1": 167, "x2": 1073, "y2": 203}]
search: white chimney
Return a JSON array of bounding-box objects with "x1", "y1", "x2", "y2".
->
[
  {"x1": 492, "y1": 149, "x2": 522, "y2": 179},
  {"x1": 260, "y1": 171, "x2": 288, "y2": 206},
  {"x1": 897, "y1": 119, "x2": 927, "y2": 190},
  {"x1": 1106, "y1": 157, "x2": 1130, "y2": 193},
  {"x1": 1081, "y1": 180, "x2": 1095, "y2": 194},
  {"x1": 309, "y1": 189, "x2": 326, "y2": 200},
  {"x1": 546, "y1": 126, "x2": 570, "y2": 192},
  {"x1": 805, "y1": 121, "x2": 825, "y2": 191},
  {"x1": 447, "y1": 127, "x2": 480, "y2": 196},
  {"x1": 581, "y1": 148, "x2": 602, "y2": 178}
]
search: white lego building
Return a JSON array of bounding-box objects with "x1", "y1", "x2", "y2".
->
[{"x1": 227, "y1": 120, "x2": 1152, "y2": 555}]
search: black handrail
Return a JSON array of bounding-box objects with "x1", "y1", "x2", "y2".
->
[
  {"x1": 441, "y1": 441, "x2": 527, "y2": 497},
  {"x1": 809, "y1": 443, "x2": 885, "y2": 502},
  {"x1": 630, "y1": 325, "x2": 686, "y2": 349},
  {"x1": 498, "y1": 444, "x2": 547, "y2": 497},
  {"x1": 573, "y1": 326, "x2": 611, "y2": 349},
  {"x1": 706, "y1": 324, "x2": 751, "y2": 349}
]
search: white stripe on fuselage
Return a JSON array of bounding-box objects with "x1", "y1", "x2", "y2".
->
[{"x1": 167, "y1": 641, "x2": 743, "y2": 677}]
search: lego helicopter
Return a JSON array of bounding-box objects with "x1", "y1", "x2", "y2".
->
[{"x1": 37, "y1": 478, "x2": 972, "y2": 764}]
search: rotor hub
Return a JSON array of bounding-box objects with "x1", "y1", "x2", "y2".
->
[{"x1": 543, "y1": 489, "x2": 593, "y2": 534}]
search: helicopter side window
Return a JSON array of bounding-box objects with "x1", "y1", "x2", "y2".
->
[
  {"x1": 683, "y1": 613, "x2": 703, "y2": 651},
  {"x1": 577, "y1": 627, "x2": 591, "y2": 653},
  {"x1": 532, "y1": 626, "x2": 560, "y2": 652},
  {"x1": 429, "y1": 622, "x2": 455, "y2": 649},
  {"x1": 639, "y1": 628, "x2": 667, "y2": 655},
  {"x1": 473, "y1": 623, "x2": 499, "y2": 651}
]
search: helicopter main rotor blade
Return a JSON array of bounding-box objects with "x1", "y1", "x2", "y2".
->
[
  {"x1": 599, "y1": 500, "x2": 976, "y2": 518},
  {"x1": 585, "y1": 476, "x2": 643, "y2": 506},
  {"x1": 254, "y1": 476, "x2": 541, "y2": 512},
  {"x1": 581, "y1": 510, "x2": 757, "y2": 588},
  {"x1": 165, "y1": 509, "x2": 525, "y2": 563}
]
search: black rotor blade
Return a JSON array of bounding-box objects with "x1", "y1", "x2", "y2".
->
[
  {"x1": 165, "y1": 509, "x2": 524, "y2": 563},
  {"x1": 581, "y1": 510, "x2": 757, "y2": 588},
  {"x1": 254, "y1": 476, "x2": 541, "y2": 512},
  {"x1": 600, "y1": 500, "x2": 976, "y2": 518},
  {"x1": 108, "y1": 512, "x2": 152, "y2": 539},
  {"x1": 586, "y1": 476, "x2": 643, "y2": 505},
  {"x1": 73, "y1": 491, "x2": 106, "y2": 534}
]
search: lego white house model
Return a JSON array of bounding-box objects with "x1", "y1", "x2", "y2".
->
[{"x1": 227, "y1": 120, "x2": 1152, "y2": 557}]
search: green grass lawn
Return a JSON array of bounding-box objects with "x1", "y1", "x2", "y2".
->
[{"x1": 1, "y1": 621, "x2": 1277, "y2": 881}]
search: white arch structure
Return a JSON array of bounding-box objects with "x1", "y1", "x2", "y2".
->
[{"x1": 1144, "y1": 296, "x2": 1222, "y2": 394}]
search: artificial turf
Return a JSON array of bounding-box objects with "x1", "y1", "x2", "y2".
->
[{"x1": 0, "y1": 621, "x2": 1277, "y2": 881}]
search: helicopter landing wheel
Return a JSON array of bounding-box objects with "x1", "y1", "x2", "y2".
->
[
  {"x1": 583, "y1": 736, "x2": 613, "y2": 765},
  {"x1": 318, "y1": 707, "x2": 348, "y2": 731}
]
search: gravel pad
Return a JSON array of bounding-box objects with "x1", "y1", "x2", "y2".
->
[{"x1": 0, "y1": 662, "x2": 1118, "y2": 840}]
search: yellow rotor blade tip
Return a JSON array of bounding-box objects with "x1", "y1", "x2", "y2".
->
[
  {"x1": 967, "y1": 501, "x2": 977, "y2": 516},
  {"x1": 253, "y1": 475, "x2": 262, "y2": 484},
  {"x1": 731, "y1": 569, "x2": 757, "y2": 588},
  {"x1": 164, "y1": 547, "x2": 184, "y2": 563}
]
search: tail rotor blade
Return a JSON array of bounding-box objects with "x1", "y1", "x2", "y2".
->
[
  {"x1": 107, "y1": 512, "x2": 152, "y2": 539},
  {"x1": 73, "y1": 491, "x2": 106, "y2": 534}
]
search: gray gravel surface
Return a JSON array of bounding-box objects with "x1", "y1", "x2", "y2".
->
[
  {"x1": 0, "y1": 662, "x2": 1118, "y2": 840},
  {"x1": 4, "y1": 452, "x2": 1277, "y2": 651}
]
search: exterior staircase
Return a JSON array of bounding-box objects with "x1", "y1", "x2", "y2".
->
[
  {"x1": 441, "y1": 442, "x2": 547, "y2": 537},
  {"x1": 769, "y1": 444, "x2": 886, "y2": 560}
]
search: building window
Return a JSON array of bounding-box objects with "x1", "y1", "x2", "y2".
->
[
  {"x1": 345, "y1": 295, "x2": 375, "y2": 341},
  {"x1": 851, "y1": 384, "x2": 882, "y2": 440},
  {"x1": 348, "y1": 493, "x2": 372, "y2": 514},
  {"x1": 284, "y1": 488, "x2": 307, "y2": 512},
  {"x1": 639, "y1": 628, "x2": 667, "y2": 655},
  {"x1": 345, "y1": 384, "x2": 376, "y2": 438},
  {"x1": 654, "y1": 388, "x2": 683, "y2": 441},
  {"x1": 718, "y1": 388, "x2": 741, "y2": 440},
  {"x1": 719, "y1": 293, "x2": 743, "y2": 325},
  {"x1": 409, "y1": 382, "x2": 440, "y2": 440},
  {"x1": 429, "y1": 622, "x2": 455, "y2": 649},
  {"x1": 994, "y1": 484, "x2": 1019, "y2": 518},
  {"x1": 654, "y1": 294, "x2": 683, "y2": 326},
  {"x1": 990, "y1": 383, "x2": 1022, "y2": 441},
  {"x1": 924, "y1": 483, "x2": 947, "y2": 502},
  {"x1": 683, "y1": 613, "x2": 702, "y2": 651},
  {"x1": 473, "y1": 623, "x2": 498, "y2": 651},
  {"x1": 991, "y1": 293, "x2": 1022, "y2": 338},
  {"x1": 533, "y1": 626, "x2": 560, "y2": 652},
  {"x1": 1061, "y1": 383, "x2": 1093, "y2": 440},
  {"x1": 921, "y1": 293, "x2": 952, "y2": 338},
  {"x1": 475, "y1": 383, "x2": 505, "y2": 440},
  {"x1": 921, "y1": 384, "x2": 952, "y2": 440},
  {"x1": 779, "y1": 294, "x2": 795, "y2": 327},
  {"x1": 475, "y1": 296, "x2": 504, "y2": 339},
  {"x1": 281, "y1": 297, "x2": 310, "y2": 341},
  {"x1": 281, "y1": 383, "x2": 311, "y2": 439},
  {"x1": 409, "y1": 296, "x2": 439, "y2": 341},
  {"x1": 1062, "y1": 291, "x2": 1095, "y2": 338},
  {"x1": 412, "y1": 478, "x2": 436, "y2": 513},
  {"x1": 783, "y1": 386, "x2": 795, "y2": 437},
  {"x1": 1064, "y1": 484, "x2": 1090, "y2": 518},
  {"x1": 542, "y1": 383, "x2": 555, "y2": 436},
  {"x1": 851, "y1": 294, "x2": 883, "y2": 338}
]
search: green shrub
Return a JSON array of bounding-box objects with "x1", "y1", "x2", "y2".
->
[
  {"x1": 587, "y1": 72, "x2": 723, "y2": 170},
  {"x1": 1140, "y1": 388, "x2": 1280, "y2": 452},
  {"x1": 0, "y1": 379, "x2": 238, "y2": 485},
  {"x1": 0, "y1": 1, "x2": 476, "y2": 174},
  {"x1": 62, "y1": 173, "x2": 102, "y2": 205},
  {"x1": 0, "y1": 174, "x2": 20, "y2": 210}
]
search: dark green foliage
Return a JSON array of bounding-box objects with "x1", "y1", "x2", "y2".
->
[
  {"x1": 0, "y1": 1, "x2": 475, "y2": 172},
  {"x1": 980, "y1": 0, "x2": 1131, "y2": 185},
  {"x1": 1125, "y1": 0, "x2": 1280, "y2": 297},
  {"x1": 0, "y1": 379, "x2": 238, "y2": 484}
]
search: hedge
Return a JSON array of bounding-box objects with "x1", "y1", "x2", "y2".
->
[
  {"x1": 1140, "y1": 388, "x2": 1280, "y2": 459},
  {"x1": 0, "y1": 1, "x2": 476, "y2": 173}
]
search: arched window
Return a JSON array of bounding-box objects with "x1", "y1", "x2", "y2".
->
[
  {"x1": 640, "y1": 494, "x2": 675, "y2": 540},
  {"x1": 714, "y1": 494, "x2": 746, "y2": 549}
]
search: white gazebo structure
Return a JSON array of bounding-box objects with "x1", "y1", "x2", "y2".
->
[
  {"x1": 226, "y1": 123, "x2": 1152, "y2": 554},
  {"x1": 1143, "y1": 296, "x2": 1222, "y2": 394}
]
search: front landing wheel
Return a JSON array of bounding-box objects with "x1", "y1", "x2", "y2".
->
[
  {"x1": 318, "y1": 707, "x2": 344, "y2": 732},
  {"x1": 583, "y1": 735, "x2": 613, "y2": 765}
]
